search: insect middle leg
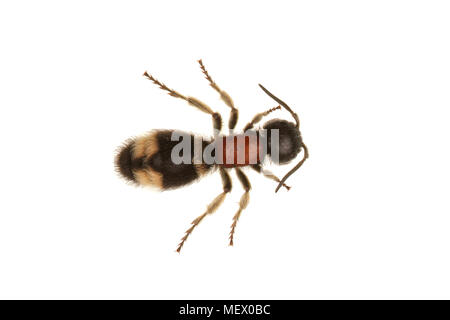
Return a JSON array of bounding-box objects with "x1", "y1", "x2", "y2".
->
[
  {"x1": 229, "y1": 168, "x2": 251, "y2": 246},
  {"x1": 143, "y1": 71, "x2": 222, "y2": 132},
  {"x1": 198, "y1": 59, "x2": 238, "y2": 132},
  {"x1": 176, "y1": 168, "x2": 232, "y2": 253}
]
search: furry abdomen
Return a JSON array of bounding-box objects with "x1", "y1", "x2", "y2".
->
[{"x1": 115, "y1": 130, "x2": 212, "y2": 190}]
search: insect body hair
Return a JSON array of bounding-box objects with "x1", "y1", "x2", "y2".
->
[
  {"x1": 115, "y1": 130, "x2": 215, "y2": 190},
  {"x1": 114, "y1": 138, "x2": 139, "y2": 184}
]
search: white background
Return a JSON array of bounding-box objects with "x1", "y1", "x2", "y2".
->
[{"x1": 0, "y1": 1, "x2": 449, "y2": 299}]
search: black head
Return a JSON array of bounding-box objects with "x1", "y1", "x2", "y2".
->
[
  {"x1": 263, "y1": 119, "x2": 302, "y2": 164},
  {"x1": 259, "y1": 84, "x2": 309, "y2": 192}
]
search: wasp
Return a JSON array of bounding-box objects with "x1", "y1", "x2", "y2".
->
[{"x1": 115, "y1": 60, "x2": 308, "y2": 252}]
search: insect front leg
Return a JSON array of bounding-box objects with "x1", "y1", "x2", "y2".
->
[
  {"x1": 243, "y1": 105, "x2": 281, "y2": 132},
  {"x1": 176, "y1": 168, "x2": 232, "y2": 253},
  {"x1": 251, "y1": 164, "x2": 291, "y2": 191},
  {"x1": 198, "y1": 59, "x2": 238, "y2": 132},
  {"x1": 143, "y1": 71, "x2": 223, "y2": 132}
]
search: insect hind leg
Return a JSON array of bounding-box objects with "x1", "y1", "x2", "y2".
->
[
  {"x1": 143, "y1": 71, "x2": 222, "y2": 132},
  {"x1": 176, "y1": 168, "x2": 232, "y2": 253}
]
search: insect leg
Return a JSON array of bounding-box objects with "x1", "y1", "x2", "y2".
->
[
  {"x1": 229, "y1": 168, "x2": 251, "y2": 246},
  {"x1": 251, "y1": 164, "x2": 291, "y2": 191},
  {"x1": 243, "y1": 105, "x2": 281, "y2": 132},
  {"x1": 198, "y1": 59, "x2": 238, "y2": 131},
  {"x1": 143, "y1": 71, "x2": 222, "y2": 132},
  {"x1": 176, "y1": 168, "x2": 232, "y2": 253}
]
